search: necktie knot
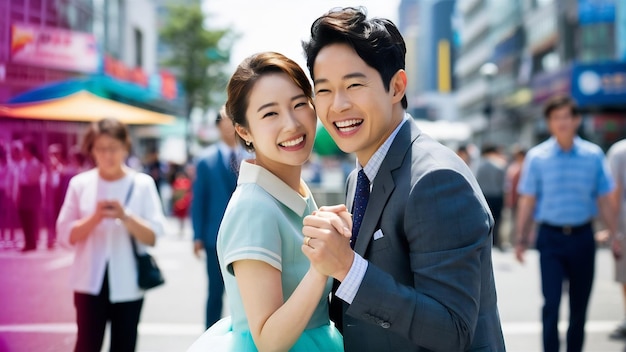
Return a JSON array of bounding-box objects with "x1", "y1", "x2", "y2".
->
[{"x1": 351, "y1": 169, "x2": 370, "y2": 248}]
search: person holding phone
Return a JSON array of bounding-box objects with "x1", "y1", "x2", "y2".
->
[{"x1": 57, "y1": 118, "x2": 166, "y2": 352}]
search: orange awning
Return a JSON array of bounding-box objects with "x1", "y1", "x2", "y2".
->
[{"x1": 0, "y1": 90, "x2": 175, "y2": 125}]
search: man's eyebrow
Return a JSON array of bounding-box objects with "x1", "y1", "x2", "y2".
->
[{"x1": 314, "y1": 72, "x2": 367, "y2": 86}]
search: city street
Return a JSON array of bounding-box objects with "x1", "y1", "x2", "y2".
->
[{"x1": 1, "y1": 217, "x2": 625, "y2": 351}]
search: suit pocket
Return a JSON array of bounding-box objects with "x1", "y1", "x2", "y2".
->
[{"x1": 369, "y1": 232, "x2": 390, "y2": 253}]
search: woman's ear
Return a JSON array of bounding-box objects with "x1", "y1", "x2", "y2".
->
[{"x1": 235, "y1": 124, "x2": 251, "y2": 145}]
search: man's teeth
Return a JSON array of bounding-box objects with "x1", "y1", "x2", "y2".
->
[
  {"x1": 280, "y1": 136, "x2": 304, "y2": 147},
  {"x1": 335, "y1": 119, "x2": 362, "y2": 128}
]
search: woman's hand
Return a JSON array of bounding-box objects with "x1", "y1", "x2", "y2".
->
[{"x1": 100, "y1": 200, "x2": 127, "y2": 221}]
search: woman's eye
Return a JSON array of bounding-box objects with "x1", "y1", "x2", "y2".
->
[{"x1": 262, "y1": 112, "x2": 277, "y2": 118}]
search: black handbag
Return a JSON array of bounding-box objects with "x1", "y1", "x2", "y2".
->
[
  {"x1": 125, "y1": 176, "x2": 165, "y2": 290},
  {"x1": 131, "y1": 241, "x2": 165, "y2": 289}
]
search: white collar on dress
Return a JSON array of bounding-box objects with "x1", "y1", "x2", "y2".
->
[{"x1": 237, "y1": 160, "x2": 311, "y2": 216}]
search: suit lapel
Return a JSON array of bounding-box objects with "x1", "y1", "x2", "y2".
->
[{"x1": 353, "y1": 120, "x2": 421, "y2": 255}]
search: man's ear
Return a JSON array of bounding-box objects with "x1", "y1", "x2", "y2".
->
[{"x1": 390, "y1": 69, "x2": 407, "y2": 103}]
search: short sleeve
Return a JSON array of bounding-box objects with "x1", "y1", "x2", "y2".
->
[
  {"x1": 517, "y1": 152, "x2": 538, "y2": 196},
  {"x1": 133, "y1": 173, "x2": 166, "y2": 239},
  {"x1": 56, "y1": 175, "x2": 81, "y2": 248},
  {"x1": 596, "y1": 152, "x2": 615, "y2": 196},
  {"x1": 218, "y1": 186, "x2": 282, "y2": 276}
]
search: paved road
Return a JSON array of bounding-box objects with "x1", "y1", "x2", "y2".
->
[{"x1": 1, "y1": 218, "x2": 625, "y2": 351}]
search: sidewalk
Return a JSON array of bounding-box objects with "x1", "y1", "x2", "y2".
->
[{"x1": 1, "y1": 217, "x2": 625, "y2": 351}]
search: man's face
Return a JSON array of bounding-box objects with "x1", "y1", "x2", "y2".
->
[
  {"x1": 547, "y1": 105, "x2": 581, "y2": 142},
  {"x1": 218, "y1": 115, "x2": 237, "y2": 146},
  {"x1": 312, "y1": 43, "x2": 400, "y2": 165}
]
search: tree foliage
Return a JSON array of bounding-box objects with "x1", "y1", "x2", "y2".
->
[{"x1": 159, "y1": 4, "x2": 234, "y2": 115}]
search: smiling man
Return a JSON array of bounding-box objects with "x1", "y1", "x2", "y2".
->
[{"x1": 300, "y1": 7, "x2": 505, "y2": 352}]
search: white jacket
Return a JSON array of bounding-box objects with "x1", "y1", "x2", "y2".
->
[{"x1": 57, "y1": 169, "x2": 166, "y2": 302}]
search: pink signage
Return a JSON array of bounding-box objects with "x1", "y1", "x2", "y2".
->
[{"x1": 10, "y1": 23, "x2": 99, "y2": 73}]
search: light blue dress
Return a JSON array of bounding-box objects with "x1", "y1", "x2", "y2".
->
[{"x1": 186, "y1": 161, "x2": 343, "y2": 352}]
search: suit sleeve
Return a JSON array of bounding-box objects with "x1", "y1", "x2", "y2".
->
[
  {"x1": 191, "y1": 159, "x2": 209, "y2": 242},
  {"x1": 347, "y1": 169, "x2": 491, "y2": 351}
]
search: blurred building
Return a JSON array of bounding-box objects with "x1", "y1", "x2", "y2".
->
[
  {"x1": 398, "y1": 0, "x2": 470, "y2": 149},
  {"x1": 454, "y1": 0, "x2": 626, "y2": 150},
  {"x1": 0, "y1": 0, "x2": 182, "y2": 162}
]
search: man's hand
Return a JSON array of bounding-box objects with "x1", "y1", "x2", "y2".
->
[
  {"x1": 514, "y1": 243, "x2": 526, "y2": 264},
  {"x1": 193, "y1": 240, "x2": 204, "y2": 259},
  {"x1": 302, "y1": 209, "x2": 354, "y2": 281}
]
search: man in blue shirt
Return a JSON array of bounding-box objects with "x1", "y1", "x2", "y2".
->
[{"x1": 515, "y1": 95, "x2": 619, "y2": 352}]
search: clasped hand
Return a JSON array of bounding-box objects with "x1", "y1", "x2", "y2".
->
[
  {"x1": 302, "y1": 204, "x2": 355, "y2": 281},
  {"x1": 95, "y1": 200, "x2": 126, "y2": 221}
]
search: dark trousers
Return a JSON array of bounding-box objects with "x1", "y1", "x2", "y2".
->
[
  {"x1": 74, "y1": 270, "x2": 144, "y2": 352},
  {"x1": 537, "y1": 223, "x2": 595, "y2": 352},
  {"x1": 18, "y1": 209, "x2": 39, "y2": 250},
  {"x1": 206, "y1": 246, "x2": 225, "y2": 329},
  {"x1": 484, "y1": 195, "x2": 504, "y2": 248}
]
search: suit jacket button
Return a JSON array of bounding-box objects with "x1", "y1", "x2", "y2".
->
[{"x1": 381, "y1": 322, "x2": 390, "y2": 329}]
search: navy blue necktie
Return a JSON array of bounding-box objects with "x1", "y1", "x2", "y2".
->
[
  {"x1": 229, "y1": 151, "x2": 239, "y2": 176},
  {"x1": 351, "y1": 169, "x2": 370, "y2": 249}
]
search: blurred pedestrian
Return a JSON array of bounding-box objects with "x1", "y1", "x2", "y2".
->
[
  {"x1": 504, "y1": 145, "x2": 526, "y2": 248},
  {"x1": 171, "y1": 166, "x2": 192, "y2": 237},
  {"x1": 456, "y1": 144, "x2": 472, "y2": 167},
  {"x1": 44, "y1": 143, "x2": 67, "y2": 249},
  {"x1": 515, "y1": 95, "x2": 619, "y2": 352},
  {"x1": 0, "y1": 144, "x2": 10, "y2": 248},
  {"x1": 5, "y1": 140, "x2": 24, "y2": 249},
  {"x1": 17, "y1": 139, "x2": 43, "y2": 252},
  {"x1": 187, "y1": 51, "x2": 344, "y2": 351},
  {"x1": 56, "y1": 117, "x2": 166, "y2": 352},
  {"x1": 605, "y1": 138, "x2": 626, "y2": 339},
  {"x1": 190, "y1": 105, "x2": 242, "y2": 329},
  {"x1": 143, "y1": 146, "x2": 166, "y2": 196},
  {"x1": 476, "y1": 144, "x2": 506, "y2": 250}
]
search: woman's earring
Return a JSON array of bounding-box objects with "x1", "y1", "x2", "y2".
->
[{"x1": 245, "y1": 140, "x2": 252, "y2": 147}]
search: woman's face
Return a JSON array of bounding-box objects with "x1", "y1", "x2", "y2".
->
[
  {"x1": 237, "y1": 72, "x2": 317, "y2": 173},
  {"x1": 92, "y1": 135, "x2": 128, "y2": 174}
]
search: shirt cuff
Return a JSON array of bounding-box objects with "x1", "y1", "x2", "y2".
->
[{"x1": 335, "y1": 253, "x2": 368, "y2": 304}]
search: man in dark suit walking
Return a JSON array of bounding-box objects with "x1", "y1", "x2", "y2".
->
[
  {"x1": 191, "y1": 106, "x2": 242, "y2": 329},
  {"x1": 301, "y1": 7, "x2": 505, "y2": 351}
]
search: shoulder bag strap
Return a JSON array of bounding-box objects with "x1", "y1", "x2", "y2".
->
[{"x1": 124, "y1": 174, "x2": 141, "y2": 259}]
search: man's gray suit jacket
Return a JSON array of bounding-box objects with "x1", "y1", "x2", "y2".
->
[{"x1": 331, "y1": 119, "x2": 506, "y2": 351}]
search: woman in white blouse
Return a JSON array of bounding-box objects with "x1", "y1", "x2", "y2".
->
[{"x1": 56, "y1": 117, "x2": 166, "y2": 352}]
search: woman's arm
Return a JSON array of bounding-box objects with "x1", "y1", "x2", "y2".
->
[
  {"x1": 233, "y1": 260, "x2": 328, "y2": 352},
  {"x1": 67, "y1": 202, "x2": 105, "y2": 244},
  {"x1": 121, "y1": 212, "x2": 156, "y2": 246}
]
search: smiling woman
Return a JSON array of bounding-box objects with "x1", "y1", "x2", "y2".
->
[{"x1": 186, "y1": 51, "x2": 347, "y2": 352}]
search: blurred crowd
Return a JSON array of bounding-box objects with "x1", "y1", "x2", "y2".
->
[{"x1": 0, "y1": 139, "x2": 192, "y2": 252}]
